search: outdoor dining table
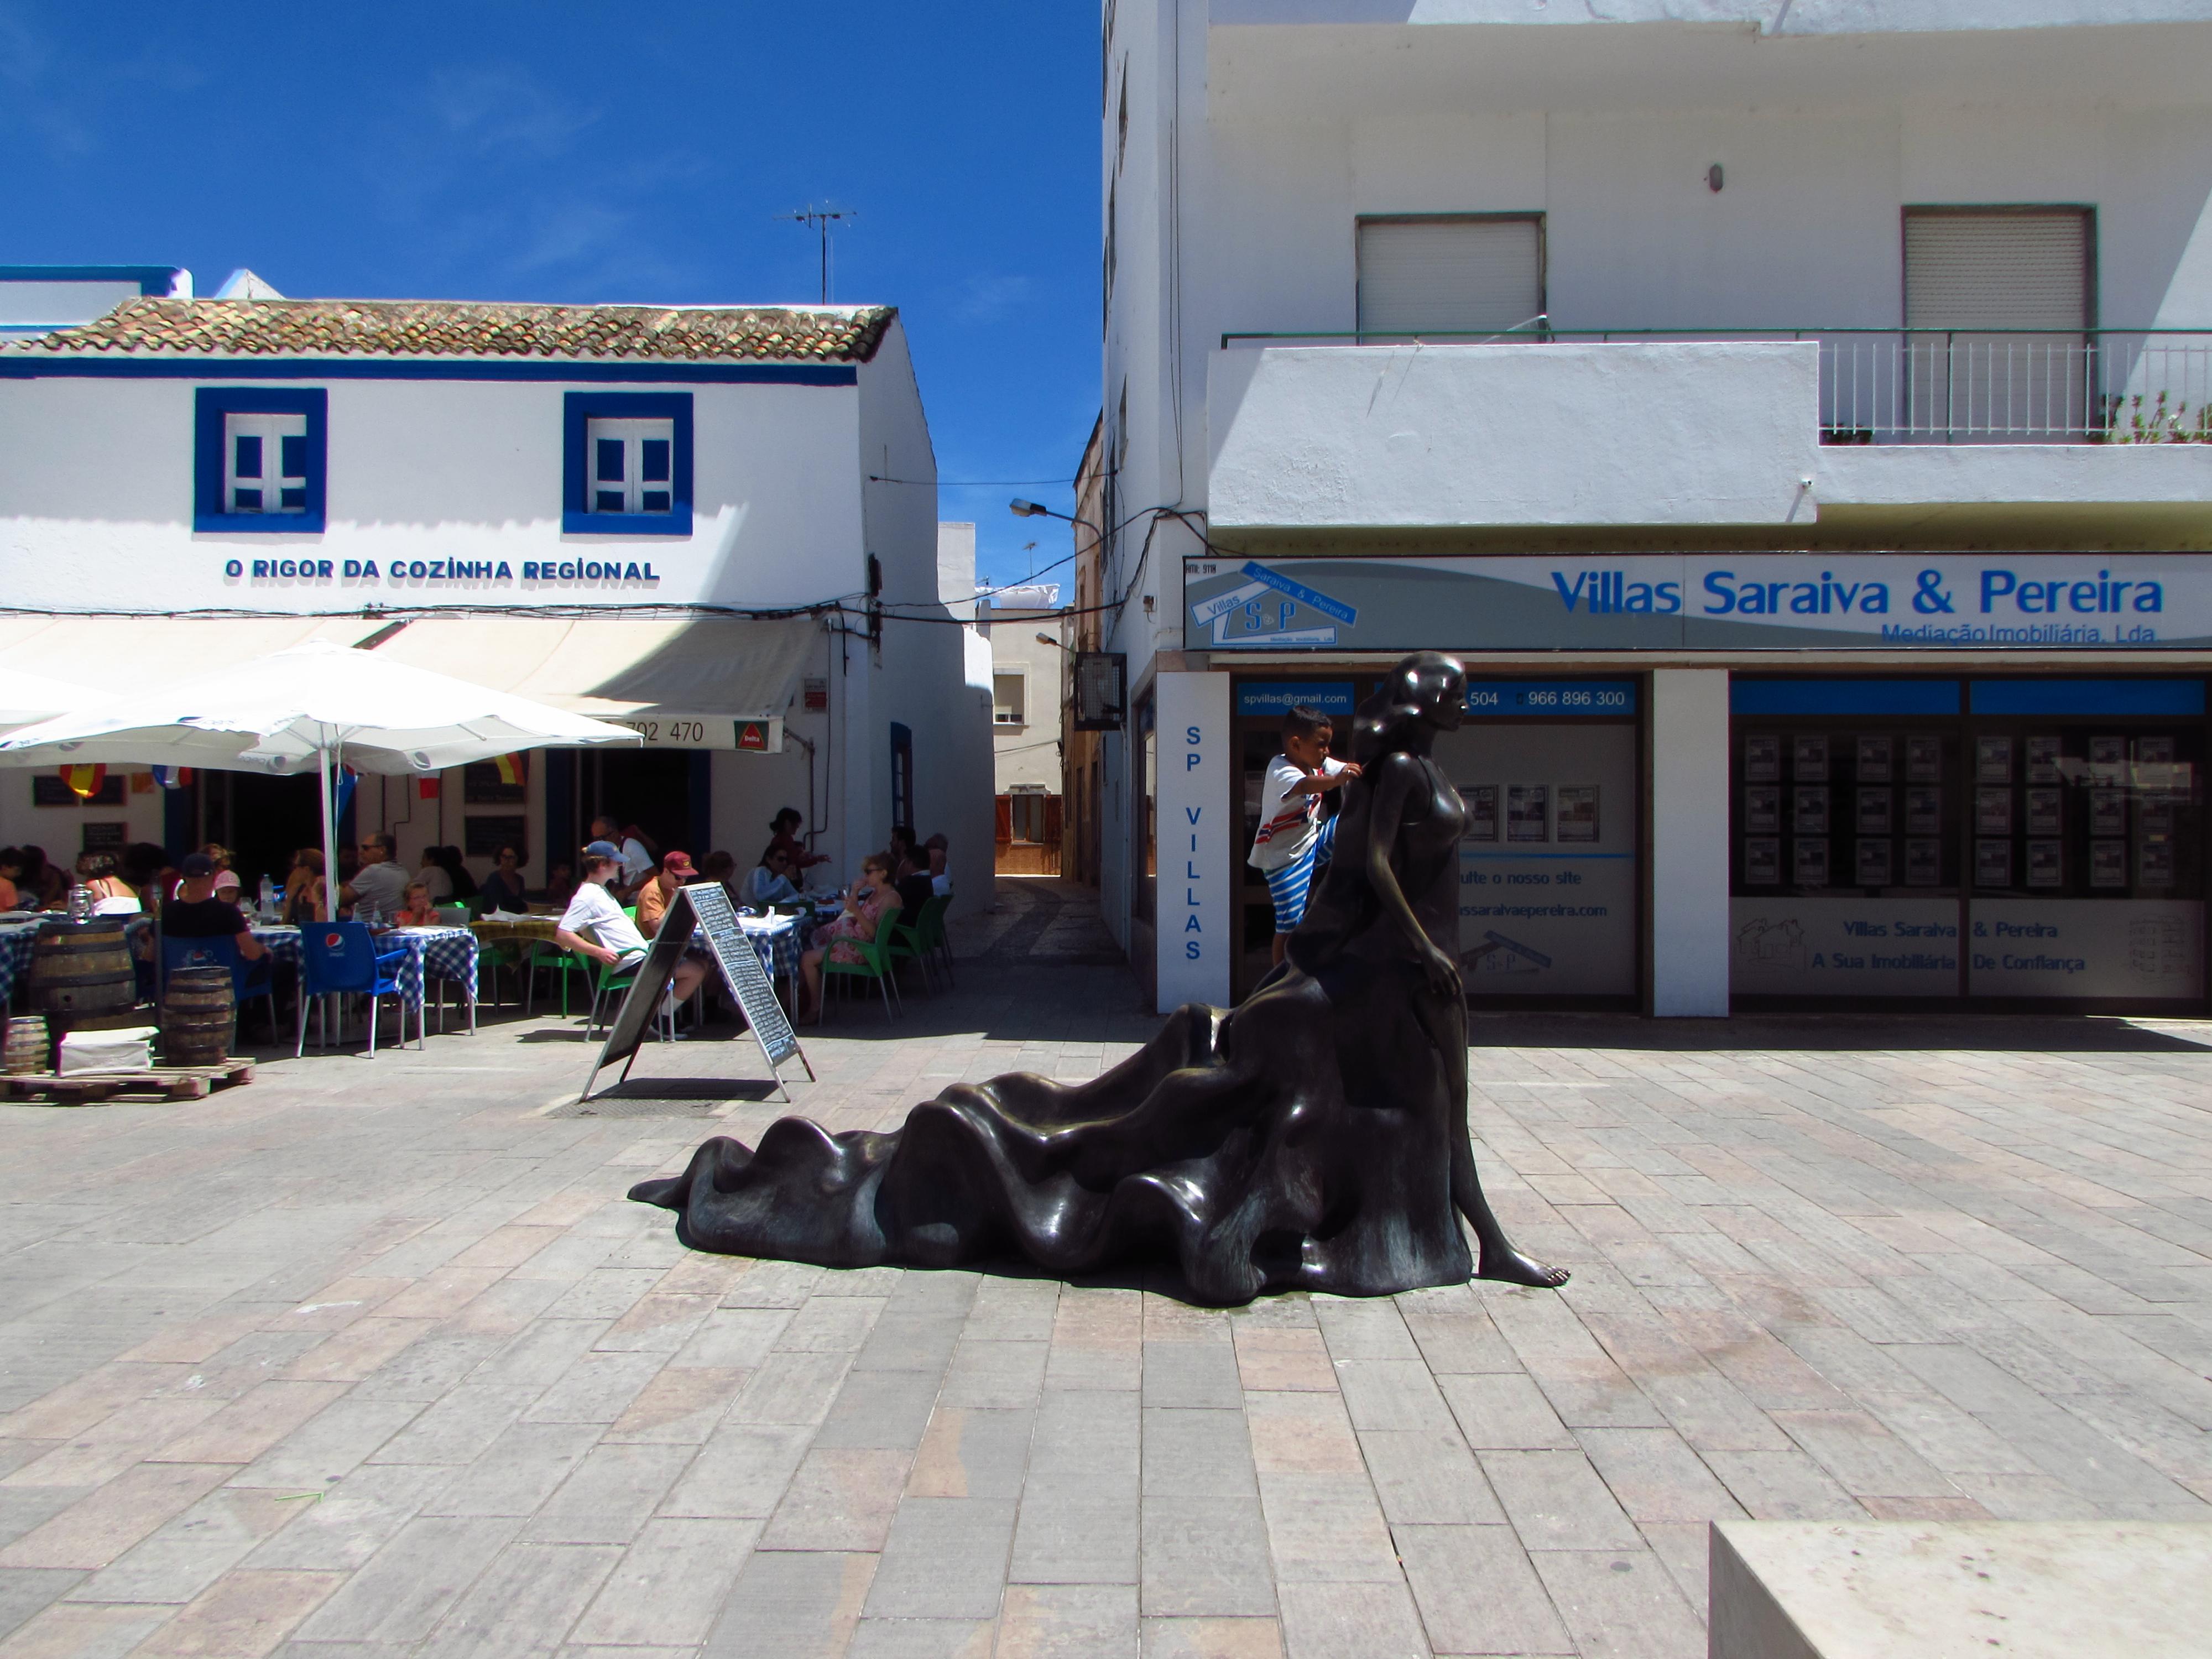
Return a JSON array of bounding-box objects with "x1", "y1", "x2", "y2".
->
[
  {"x1": 0, "y1": 917, "x2": 41, "y2": 1005},
  {"x1": 255, "y1": 923, "x2": 480, "y2": 1030}
]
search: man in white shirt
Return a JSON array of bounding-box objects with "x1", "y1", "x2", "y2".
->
[
  {"x1": 1248, "y1": 705, "x2": 1360, "y2": 967},
  {"x1": 348, "y1": 833, "x2": 410, "y2": 919},
  {"x1": 555, "y1": 847, "x2": 708, "y2": 1008}
]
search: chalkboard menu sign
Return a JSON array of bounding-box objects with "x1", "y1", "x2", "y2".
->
[
  {"x1": 33, "y1": 774, "x2": 124, "y2": 807},
  {"x1": 465, "y1": 815, "x2": 528, "y2": 857},
  {"x1": 463, "y1": 761, "x2": 526, "y2": 805},
  {"x1": 81, "y1": 821, "x2": 128, "y2": 853},
  {"x1": 578, "y1": 882, "x2": 813, "y2": 1102}
]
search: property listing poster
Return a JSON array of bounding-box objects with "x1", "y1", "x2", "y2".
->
[
  {"x1": 1731, "y1": 899, "x2": 1963, "y2": 997},
  {"x1": 1967, "y1": 900, "x2": 2204, "y2": 999},
  {"x1": 1438, "y1": 724, "x2": 1637, "y2": 997}
]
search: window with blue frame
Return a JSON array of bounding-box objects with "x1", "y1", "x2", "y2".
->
[
  {"x1": 194, "y1": 388, "x2": 326, "y2": 533},
  {"x1": 563, "y1": 393, "x2": 692, "y2": 535}
]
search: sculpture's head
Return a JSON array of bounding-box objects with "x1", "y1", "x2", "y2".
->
[{"x1": 1354, "y1": 651, "x2": 1468, "y2": 761}]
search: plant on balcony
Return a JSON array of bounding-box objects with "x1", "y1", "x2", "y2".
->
[{"x1": 2108, "y1": 390, "x2": 2212, "y2": 444}]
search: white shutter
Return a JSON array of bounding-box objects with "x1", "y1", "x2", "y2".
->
[
  {"x1": 1904, "y1": 211, "x2": 2089, "y2": 331},
  {"x1": 1357, "y1": 217, "x2": 1543, "y2": 338}
]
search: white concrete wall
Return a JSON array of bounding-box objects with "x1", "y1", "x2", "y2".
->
[
  {"x1": 1647, "y1": 669, "x2": 1732, "y2": 1017},
  {"x1": 858, "y1": 347, "x2": 994, "y2": 909},
  {"x1": 1211, "y1": 1, "x2": 2211, "y2": 28},
  {"x1": 1210, "y1": 342, "x2": 1822, "y2": 528},
  {"x1": 0, "y1": 373, "x2": 868, "y2": 613},
  {"x1": 983, "y1": 606, "x2": 1068, "y2": 794}
]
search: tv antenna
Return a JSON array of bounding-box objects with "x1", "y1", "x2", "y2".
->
[{"x1": 779, "y1": 204, "x2": 855, "y2": 303}]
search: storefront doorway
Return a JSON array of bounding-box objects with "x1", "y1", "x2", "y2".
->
[
  {"x1": 583, "y1": 748, "x2": 704, "y2": 862},
  {"x1": 201, "y1": 771, "x2": 336, "y2": 896},
  {"x1": 1230, "y1": 676, "x2": 1643, "y2": 1007}
]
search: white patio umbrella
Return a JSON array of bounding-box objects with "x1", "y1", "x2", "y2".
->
[
  {"x1": 0, "y1": 639, "x2": 640, "y2": 919},
  {"x1": 0, "y1": 665, "x2": 90, "y2": 729}
]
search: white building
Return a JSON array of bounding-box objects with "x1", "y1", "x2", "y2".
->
[
  {"x1": 1099, "y1": 2, "x2": 2212, "y2": 1017},
  {"x1": 0, "y1": 287, "x2": 992, "y2": 903},
  {"x1": 979, "y1": 581, "x2": 1071, "y2": 872}
]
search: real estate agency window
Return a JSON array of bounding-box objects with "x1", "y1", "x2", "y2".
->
[
  {"x1": 993, "y1": 672, "x2": 1027, "y2": 727},
  {"x1": 194, "y1": 388, "x2": 327, "y2": 533},
  {"x1": 562, "y1": 393, "x2": 692, "y2": 534},
  {"x1": 1355, "y1": 213, "x2": 1544, "y2": 340}
]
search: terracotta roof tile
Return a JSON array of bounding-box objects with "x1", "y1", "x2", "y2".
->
[{"x1": 7, "y1": 298, "x2": 896, "y2": 363}]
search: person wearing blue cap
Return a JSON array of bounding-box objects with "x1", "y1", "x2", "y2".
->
[{"x1": 556, "y1": 844, "x2": 707, "y2": 1014}]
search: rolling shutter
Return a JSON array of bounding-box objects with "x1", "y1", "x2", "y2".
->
[
  {"x1": 1902, "y1": 209, "x2": 2092, "y2": 438},
  {"x1": 1904, "y1": 210, "x2": 2089, "y2": 331},
  {"x1": 1357, "y1": 216, "x2": 1543, "y2": 338}
]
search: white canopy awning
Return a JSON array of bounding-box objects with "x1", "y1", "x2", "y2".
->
[
  {"x1": 0, "y1": 614, "x2": 820, "y2": 752},
  {"x1": 363, "y1": 616, "x2": 819, "y2": 748},
  {"x1": 0, "y1": 616, "x2": 380, "y2": 696}
]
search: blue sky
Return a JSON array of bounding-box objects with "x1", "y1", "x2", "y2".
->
[{"x1": 0, "y1": 1, "x2": 1100, "y2": 589}]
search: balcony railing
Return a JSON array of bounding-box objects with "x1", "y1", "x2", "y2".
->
[{"x1": 1219, "y1": 326, "x2": 2212, "y2": 445}]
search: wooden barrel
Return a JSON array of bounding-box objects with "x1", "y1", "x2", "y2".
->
[
  {"x1": 29, "y1": 919, "x2": 135, "y2": 1015},
  {"x1": 3, "y1": 1015, "x2": 47, "y2": 1075},
  {"x1": 161, "y1": 968, "x2": 234, "y2": 1067}
]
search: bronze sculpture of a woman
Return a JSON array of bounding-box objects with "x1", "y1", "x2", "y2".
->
[{"x1": 632, "y1": 650, "x2": 1566, "y2": 1303}]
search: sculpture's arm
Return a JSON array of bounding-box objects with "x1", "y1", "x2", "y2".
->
[{"x1": 1365, "y1": 754, "x2": 1460, "y2": 998}]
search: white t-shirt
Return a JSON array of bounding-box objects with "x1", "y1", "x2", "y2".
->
[
  {"x1": 560, "y1": 880, "x2": 649, "y2": 959},
  {"x1": 1248, "y1": 754, "x2": 1347, "y2": 872},
  {"x1": 619, "y1": 837, "x2": 654, "y2": 886}
]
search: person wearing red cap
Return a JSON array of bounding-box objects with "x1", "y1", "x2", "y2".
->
[{"x1": 634, "y1": 850, "x2": 697, "y2": 937}]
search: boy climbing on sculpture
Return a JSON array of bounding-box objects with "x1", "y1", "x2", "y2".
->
[{"x1": 1248, "y1": 703, "x2": 1360, "y2": 967}]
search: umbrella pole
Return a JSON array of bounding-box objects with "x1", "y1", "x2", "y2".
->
[{"x1": 320, "y1": 740, "x2": 341, "y2": 924}]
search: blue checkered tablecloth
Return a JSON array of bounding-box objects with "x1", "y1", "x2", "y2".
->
[
  {"x1": 736, "y1": 915, "x2": 801, "y2": 980},
  {"x1": 0, "y1": 921, "x2": 39, "y2": 1005},
  {"x1": 255, "y1": 925, "x2": 478, "y2": 1015}
]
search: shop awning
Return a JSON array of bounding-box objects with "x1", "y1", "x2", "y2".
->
[
  {"x1": 363, "y1": 615, "x2": 819, "y2": 750},
  {"x1": 0, "y1": 616, "x2": 381, "y2": 698}
]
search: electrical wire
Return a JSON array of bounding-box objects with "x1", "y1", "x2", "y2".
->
[{"x1": 868, "y1": 475, "x2": 1082, "y2": 486}]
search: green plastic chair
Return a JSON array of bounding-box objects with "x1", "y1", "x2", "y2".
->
[
  {"x1": 585, "y1": 909, "x2": 645, "y2": 1036},
  {"x1": 884, "y1": 893, "x2": 953, "y2": 993},
  {"x1": 525, "y1": 940, "x2": 593, "y2": 1017},
  {"x1": 822, "y1": 934, "x2": 902, "y2": 1021}
]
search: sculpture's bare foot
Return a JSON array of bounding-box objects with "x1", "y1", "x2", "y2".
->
[{"x1": 1477, "y1": 1246, "x2": 1570, "y2": 1288}]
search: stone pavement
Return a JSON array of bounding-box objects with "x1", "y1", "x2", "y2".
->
[{"x1": 2, "y1": 878, "x2": 2211, "y2": 1657}]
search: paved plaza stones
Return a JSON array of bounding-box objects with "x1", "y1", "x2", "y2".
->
[{"x1": 2, "y1": 879, "x2": 2210, "y2": 1657}]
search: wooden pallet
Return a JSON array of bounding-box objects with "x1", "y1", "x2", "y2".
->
[{"x1": 1, "y1": 1058, "x2": 257, "y2": 1105}]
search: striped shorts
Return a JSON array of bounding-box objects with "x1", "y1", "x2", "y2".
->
[{"x1": 1263, "y1": 815, "x2": 1337, "y2": 935}]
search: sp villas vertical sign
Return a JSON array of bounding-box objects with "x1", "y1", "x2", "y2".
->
[{"x1": 1154, "y1": 673, "x2": 1232, "y2": 1013}]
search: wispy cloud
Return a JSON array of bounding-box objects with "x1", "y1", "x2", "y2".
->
[
  {"x1": 428, "y1": 66, "x2": 600, "y2": 159},
  {"x1": 953, "y1": 273, "x2": 1035, "y2": 324},
  {"x1": 0, "y1": 3, "x2": 97, "y2": 156}
]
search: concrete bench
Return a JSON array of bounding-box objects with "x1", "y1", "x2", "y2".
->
[{"x1": 1711, "y1": 1520, "x2": 2212, "y2": 1659}]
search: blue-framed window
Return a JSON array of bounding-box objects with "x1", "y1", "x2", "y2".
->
[
  {"x1": 194, "y1": 388, "x2": 327, "y2": 533},
  {"x1": 562, "y1": 392, "x2": 692, "y2": 536}
]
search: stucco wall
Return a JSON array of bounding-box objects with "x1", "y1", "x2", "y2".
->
[
  {"x1": 1211, "y1": 341, "x2": 1822, "y2": 528},
  {"x1": 983, "y1": 606, "x2": 1069, "y2": 794},
  {"x1": 0, "y1": 372, "x2": 868, "y2": 613}
]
